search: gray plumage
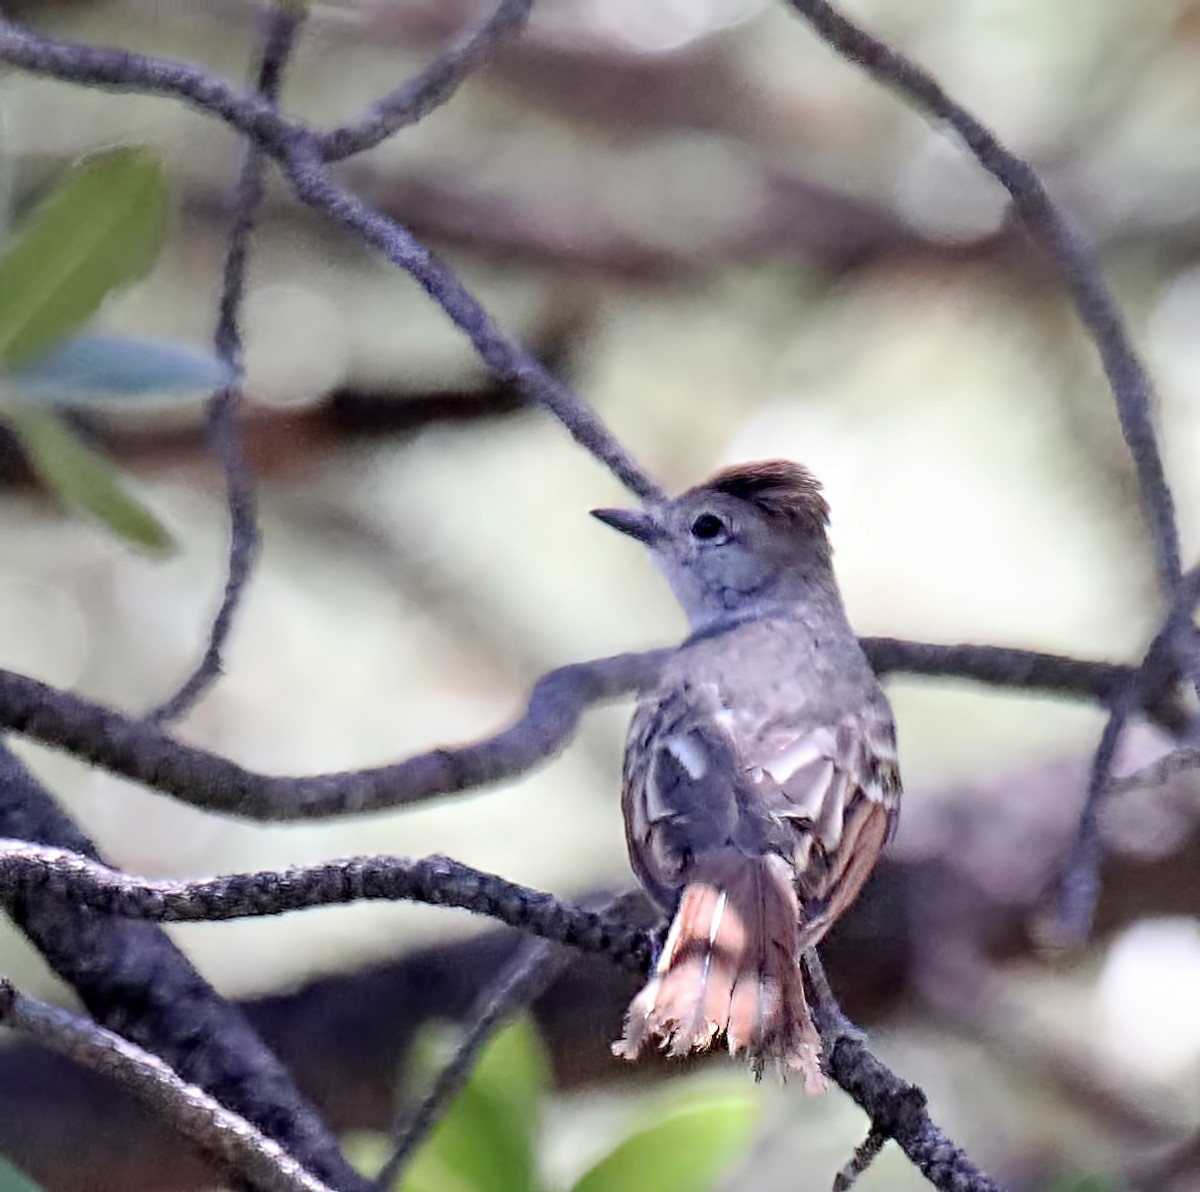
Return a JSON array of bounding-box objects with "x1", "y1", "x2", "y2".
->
[{"x1": 593, "y1": 460, "x2": 901, "y2": 1090}]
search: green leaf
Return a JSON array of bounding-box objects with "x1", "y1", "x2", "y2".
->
[
  {"x1": 0, "y1": 147, "x2": 168, "y2": 369},
  {"x1": 569, "y1": 1092, "x2": 759, "y2": 1192},
  {"x1": 8, "y1": 335, "x2": 233, "y2": 401},
  {"x1": 5, "y1": 407, "x2": 173, "y2": 554},
  {"x1": 0, "y1": 1156, "x2": 47, "y2": 1192},
  {"x1": 397, "y1": 1018, "x2": 548, "y2": 1192}
]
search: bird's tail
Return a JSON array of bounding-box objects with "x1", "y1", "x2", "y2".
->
[{"x1": 613, "y1": 849, "x2": 826, "y2": 1092}]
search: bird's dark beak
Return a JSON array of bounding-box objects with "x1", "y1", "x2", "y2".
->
[{"x1": 590, "y1": 507, "x2": 664, "y2": 546}]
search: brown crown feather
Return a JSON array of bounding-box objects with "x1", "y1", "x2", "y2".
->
[{"x1": 697, "y1": 459, "x2": 829, "y2": 536}]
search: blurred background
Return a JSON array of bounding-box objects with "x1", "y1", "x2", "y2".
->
[{"x1": 1, "y1": 0, "x2": 1200, "y2": 1188}]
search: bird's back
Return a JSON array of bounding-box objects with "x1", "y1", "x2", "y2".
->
[{"x1": 623, "y1": 612, "x2": 899, "y2": 929}]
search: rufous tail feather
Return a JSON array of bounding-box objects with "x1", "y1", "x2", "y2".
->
[{"x1": 613, "y1": 850, "x2": 826, "y2": 1092}]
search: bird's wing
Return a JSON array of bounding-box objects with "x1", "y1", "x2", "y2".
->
[
  {"x1": 622, "y1": 683, "x2": 747, "y2": 911},
  {"x1": 749, "y1": 700, "x2": 901, "y2": 949}
]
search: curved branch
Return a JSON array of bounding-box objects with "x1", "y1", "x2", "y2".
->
[
  {"x1": 319, "y1": 0, "x2": 535, "y2": 161},
  {"x1": 0, "y1": 637, "x2": 1171, "y2": 821},
  {"x1": 0, "y1": 843, "x2": 1005, "y2": 1191},
  {"x1": 782, "y1": 0, "x2": 1181, "y2": 598},
  {"x1": 0, "y1": 637, "x2": 1164, "y2": 822},
  {"x1": 806, "y1": 955, "x2": 1003, "y2": 1192},
  {"x1": 0, "y1": 843, "x2": 654, "y2": 969},
  {"x1": 0, "y1": 15, "x2": 664, "y2": 505},
  {"x1": 148, "y1": 4, "x2": 302, "y2": 723},
  {"x1": 0, "y1": 744, "x2": 370, "y2": 1192},
  {"x1": 0, "y1": 651, "x2": 666, "y2": 820},
  {"x1": 372, "y1": 938, "x2": 561, "y2": 1191},
  {"x1": 282, "y1": 144, "x2": 664, "y2": 502},
  {"x1": 0, "y1": 17, "x2": 299, "y2": 155},
  {"x1": 0, "y1": 979, "x2": 336, "y2": 1192}
]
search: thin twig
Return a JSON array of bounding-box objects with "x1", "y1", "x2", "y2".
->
[
  {"x1": 283, "y1": 143, "x2": 663, "y2": 502},
  {"x1": 781, "y1": 0, "x2": 1181, "y2": 599},
  {"x1": 373, "y1": 938, "x2": 561, "y2": 1191},
  {"x1": 0, "y1": 978, "x2": 336, "y2": 1192},
  {"x1": 1053, "y1": 563, "x2": 1200, "y2": 940},
  {"x1": 320, "y1": 0, "x2": 534, "y2": 161},
  {"x1": 148, "y1": 3, "x2": 302, "y2": 724},
  {"x1": 1107, "y1": 746, "x2": 1200, "y2": 794},
  {"x1": 804, "y1": 953, "x2": 1004, "y2": 1192},
  {"x1": 832, "y1": 1127, "x2": 888, "y2": 1192},
  {"x1": 0, "y1": 15, "x2": 664, "y2": 505},
  {"x1": 1053, "y1": 703, "x2": 1131, "y2": 944}
]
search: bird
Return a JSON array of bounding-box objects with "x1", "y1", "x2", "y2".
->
[{"x1": 591, "y1": 459, "x2": 901, "y2": 1092}]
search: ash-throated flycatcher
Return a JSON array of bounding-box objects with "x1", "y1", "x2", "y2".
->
[{"x1": 592, "y1": 460, "x2": 900, "y2": 1092}]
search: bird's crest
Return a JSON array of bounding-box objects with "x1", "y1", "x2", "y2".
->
[{"x1": 698, "y1": 460, "x2": 829, "y2": 536}]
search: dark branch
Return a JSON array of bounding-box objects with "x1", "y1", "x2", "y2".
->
[
  {"x1": 1052, "y1": 563, "x2": 1200, "y2": 939},
  {"x1": 781, "y1": 0, "x2": 1181, "y2": 599},
  {"x1": 0, "y1": 15, "x2": 664, "y2": 505},
  {"x1": 1108, "y1": 745, "x2": 1200, "y2": 794},
  {"x1": 320, "y1": 0, "x2": 535, "y2": 161},
  {"x1": 0, "y1": 17, "x2": 298, "y2": 156},
  {"x1": 0, "y1": 651, "x2": 666, "y2": 820},
  {"x1": 832, "y1": 1127, "x2": 887, "y2": 1192},
  {"x1": 0, "y1": 636, "x2": 1171, "y2": 822},
  {"x1": 0, "y1": 744, "x2": 370, "y2": 1192},
  {"x1": 373, "y1": 938, "x2": 561, "y2": 1191},
  {"x1": 860, "y1": 637, "x2": 1188, "y2": 731},
  {"x1": 147, "y1": 3, "x2": 302, "y2": 723},
  {"x1": 282, "y1": 143, "x2": 664, "y2": 502},
  {"x1": 0, "y1": 843, "x2": 653, "y2": 969},
  {"x1": 805, "y1": 955, "x2": 1004, "y2": 1192},
  {"x1": 0, "y1": 844, "x2": 1004, "y2": 1191},
  {"x1": 1053, "y1": 705, "x2": 1131, "y2": 944},
  {"x1": 0, "y1": 979, "x2": 336, "y2": 1192}
]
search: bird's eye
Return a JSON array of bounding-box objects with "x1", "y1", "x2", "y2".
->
[{"x1": 690, "y1": 513, "x2": 725, "y2": 541}]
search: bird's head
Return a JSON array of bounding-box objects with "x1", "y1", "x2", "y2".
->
[{"x1": 592, "y1": 459, "x2": 835, "y2": 629}]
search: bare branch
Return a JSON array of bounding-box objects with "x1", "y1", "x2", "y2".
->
[
  {"x1": 320, "y1": 0, "x2": 535, "y2": 161},
  {"x1": 781, "y1": 0, "x2": 1181, "y2": 598},
  {"x1": 0, "y1": 842, "x2": 1007, "y2": 1191},
  {"x1": 1052, "y1": 703, "x2": 1132, "y2": 944},
  {"x1": 0, "y1": 17, "x2": 299, "y2": 155},
  {"x1": 0, "y1": 651, "x2": 666, "y2": 819},
  {"x1": 0, "y1": 978, "x2": 336, "y2": 1192},
  {"x1": 832, "y1": 1127, "x2": 887, "y2": 1192},
  {"x1": 148, "y1": 3, "x2": 303, "y2": 724},
  {"x1": 0, "y1": 744, "x2": 370, "y2": 1192},
  {"x1": 0, "y1": 842, "x2": 653, "y2": 969},
  {"x1": 776, "y1": 0, "x2": 1197, "y2": 954},
  {"x1": 805, "y1": 954, "x2": 1004, "y2": 1192},
  {"x1": 373, "y1": 938, "x2": 561, "y2": 1191},
  {"x1": 0, "y1": 636, "x2": 1167, "y2": 821},
  {"x1": 1053, "y1": 563, "x2": 1200, "y2": 940},
  {"x1": 0, "y1": 15, "x2": 664, "y2": 505},
  {"x1": 1108, "y1": 746, "x2": 1200, "y2": 795},
  {"x1": 859, "y1": 638, "x2": 1189, "y2": 730},
  {"x1": 282, "y1": 143, "x2": 663, "y2": 501}
]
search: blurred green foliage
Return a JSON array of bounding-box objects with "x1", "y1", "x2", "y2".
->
[
  {"x1": 0, "y1": 146, "x2": 165, "y2": 369},
  {"x1": 0, "y1": 1157, "x2": 44, "y2": 1192},
  {"x1": 347, "y1": 1019, "x2": 759, "y2": 1192},
  {"x1": 0, "y1": 146, "x2": 179, "y2": 552}
]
